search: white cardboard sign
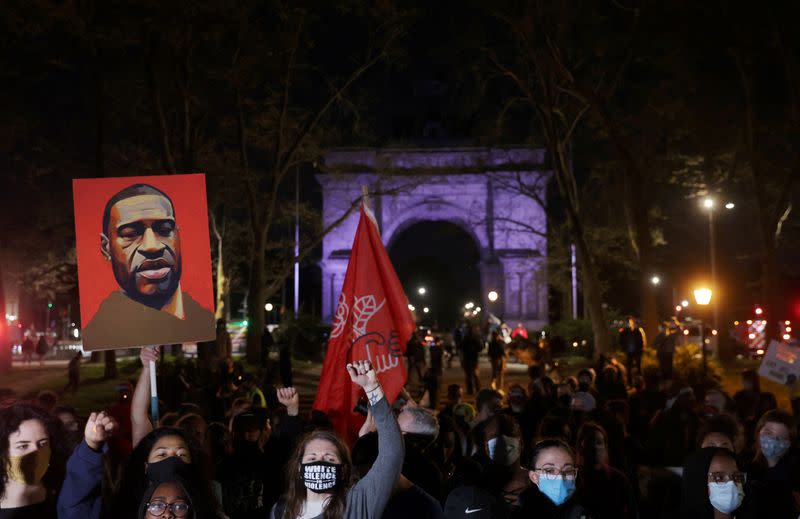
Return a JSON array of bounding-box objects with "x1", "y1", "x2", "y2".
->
[{"x1": 758, "y1": 340, "x2": 800, "y2": 385}]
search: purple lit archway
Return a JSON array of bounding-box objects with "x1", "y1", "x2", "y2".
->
[{"x1": 318, "y1": 147, "x2": 550, "y2": 330}]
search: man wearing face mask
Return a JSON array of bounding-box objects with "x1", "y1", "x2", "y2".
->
[
  {"x1": 480, "y1": 414, "x2": 526, "y2": 510},
  {"x1": 681, "y1": 447, "x2": 757, "y2": 518}
]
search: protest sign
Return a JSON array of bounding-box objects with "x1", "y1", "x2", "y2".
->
[
  {"x1": 73, "y1": 174, "x2": 215, "y2": 350},
  {"x1": 758, "y1": 340, "x2": 800, "y2": 385}
]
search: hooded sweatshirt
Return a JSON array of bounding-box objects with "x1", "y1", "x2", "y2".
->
[{"x1": 680, "y1": 447, "x2": 756, "y2": 519}]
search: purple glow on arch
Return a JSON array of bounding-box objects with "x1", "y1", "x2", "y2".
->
[{"x1": 318, "y1": 147, "x2": 550, "y2": 330}]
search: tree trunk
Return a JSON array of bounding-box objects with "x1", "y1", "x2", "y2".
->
[
  {"x1": 103, "y1": 350, "x2": 118, "y2": 379},
  {"x1": 212, "y1": 212, "x2": 230, "y2": 320},
  {"x1": 215, "y1": 241, "x2": 229, "y2": 321},
  {"x1": 550, "y1": 145, "x2": 611, "y2": 357},
  {"x1": 590, "y1": 101, "x2": 658, "y2": 342},
  {"x1": 246, "y1": 228, "x2": 267, "y2": 364}
]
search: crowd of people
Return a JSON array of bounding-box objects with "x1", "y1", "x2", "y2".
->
[{"x1": 2, "y1": 327, "x2": 800, "y2": 519}]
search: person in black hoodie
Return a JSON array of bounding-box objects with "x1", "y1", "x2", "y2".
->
[
  {"x1": 510, "y1": 439, "x2": 588, "y2": 519},
  {"x1": 575, "y1": 422, "x2": 637, "y2": 519},
  {"x1": 680, "y1": 447, "x2": 757, "y2": 519}
]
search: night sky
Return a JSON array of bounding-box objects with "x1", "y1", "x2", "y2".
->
[{"x1": 1, "y1": 1, "x2": 799, "y2": 333}]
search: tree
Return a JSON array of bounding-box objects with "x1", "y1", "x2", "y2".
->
[{"x1": 484, "y1": 1, "x2": 642, "y2": 356}]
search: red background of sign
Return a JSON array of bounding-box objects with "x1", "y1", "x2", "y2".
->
[{"x1": 73, "y1": 174, "x2": 214, "y2": 327}]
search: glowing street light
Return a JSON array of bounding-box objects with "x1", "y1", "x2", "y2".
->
[
  {"x1": 423, "y1": 307, "x2": 430, "y2": 314},
  {"x1": 465, "y1": 302, "x2": 475, "y2": 310},
  {"x1": 755, "y1": 307, "x2": 763, "y2": 316},
  {"x1": 675, "y1": 305, "x2": 683, "y2": 312},
  {"x1": 408, "y1": 304, "x2": 415, "y2": 312},
  {"x1": 487, "y1": 291, "x2": 499, "y2": 302},
  {"x1": 681, "y1": 300, "x2": 690, "y2": 308},
  {"x1": 694, "y1": 287, "x2": 712, "y2": 375},
  {"x1": 475, "y1": 307, "x2": 481, "y2": 313},
  {"x1": 650, "y1": 275, "x2": 661, "y2": 285},
  {"x1": 725, "y1": 202, "x2": 735, "y2": 210},
  {"x1": 264, "y1": 303, "x2": 274, "y2": 312},
  {"x1": 694, "y1": 288, "x2": 712, "y2": 306},
  {"x1": 417, "y1": 287, "x2": 427, "y2": 296}
]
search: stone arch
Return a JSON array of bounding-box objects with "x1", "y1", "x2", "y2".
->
[
  {"x1": 317, "y1": 147, "x2": 550, "y2": 330},
  {"x1": 384, "y1": 204, "x2": 487, "y2": 260}
]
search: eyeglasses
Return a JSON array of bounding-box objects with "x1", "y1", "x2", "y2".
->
[
  {"x1": 146, "y1": 501, "x2": 190, "y2": 517},
  {"x1": 534, "y1": 467, "x2": 578, "y2": 480},
  {"x1": 708, "y1": 471, "x2": 747, "y2": 484}
]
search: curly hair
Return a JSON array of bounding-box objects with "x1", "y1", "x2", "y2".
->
[
  {"x1": 281, "y1": 430, "x2": 353, "y2": 519},
  {"x1": 0, "y1": 404, "x2": 66, "y2": 500}
]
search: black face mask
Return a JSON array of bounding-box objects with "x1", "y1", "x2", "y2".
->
[
  {"x1": 146, "y1": 455, "x2": 193, "y2": 483},
  {"x1": 302, "y1": 462, "x2": 341, "y2": 493}
]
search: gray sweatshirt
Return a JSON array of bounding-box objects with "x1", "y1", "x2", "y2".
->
[{"x1": 271, "y1": 396, "x2": 404, "y2": 519}]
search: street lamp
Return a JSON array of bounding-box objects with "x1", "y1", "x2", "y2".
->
[
  {"x1": 694, "y1": 287, "x2": 713, "y2": 376},
  {"x1": 423, "y1": 307, "x2": 430, "y2": 314},
  {"x1": 488, "y1": 291, "x2": 499, "y2": 302},
  {"x1": 650, "y1": 275, "x2": 661, "y2": 286},
  {"x1": 264, "y1": 303, "x2": 274, "y2": 312},
  {"x1": 701, "y1": 196, "x2": 733, "y2": 333},
  {"x1": 417, "y1": 287, "x2": 427, "y2": 296},
  {"x1": 465, "y1": 302, "x2": 475, "y2": 310}
]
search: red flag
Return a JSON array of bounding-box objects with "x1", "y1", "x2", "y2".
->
[{"x1": 313, "y1": 203, "x2": 415, "y2": 442}]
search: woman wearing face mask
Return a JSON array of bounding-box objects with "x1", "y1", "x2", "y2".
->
[
  {"x1": 574, "y1": 422, "x2": 637, "y2": 519},
  {"x1": 480, "y1": 414, "x2": 527, "y2": 508},
  {"x1": 743, "y1": 410, "x2": 798, "y2": 518},
  {"x1": 0, "y1": 404, "x2": 65, "y2": 519},
  {"x1": 271, "y1": 360, "x2": 403, "y2": 519},
  {"x1": 58, "y1": 421, "x2": 217, "y2": 519},
  {"x1": 510, "y1": 439, "x2": 588, "y2": 519},
  {"x1": 680, "y1": 447, "x2": 756, "y2": 518}
]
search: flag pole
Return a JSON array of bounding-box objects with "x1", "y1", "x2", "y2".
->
[{"x1": 361, "y1": 185, "x2": 371, "y2": 211}]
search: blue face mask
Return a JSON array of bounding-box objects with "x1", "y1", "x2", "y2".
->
[
  {"x1": 760, "y1": 434, "x2": 790, "y2": 460},
  {"x1": 537, "y1": 476, "x2": 576, "y2": 506},
  {"x1": 708, "y1": 481, "x2": 744, "y2": 514}
]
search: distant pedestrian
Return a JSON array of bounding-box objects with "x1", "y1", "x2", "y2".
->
[
  {"x1": 426, "y1": 338, "x2": 444, "y2": 409},
  {"x1": 63, "y1": 352, "x2": 81, "y2": 393},
  {"x1": 619, "y1": 316, "x2": 646, "y2": 385},
  {"x1": 460, "y1": 325, "x2": 483, "y2": 395},
  {"x1": 406, "y1": 332, "x2": 426, "y2": 389},
  {"x1": 653, "y1": 320, "x2": 677, "y2": 381},
  {"x1": 216, "y1": 318, "x2": 232, "y2": 359},
  {"x1": 36, "y1": 335, "x2": 49, "y2": 366},
  {"x1": 22, "y1": 335, "x2": 35, "y2": 365},
  {"x1": 488, "y1": 331, "x2": 507, "y2": 391}
]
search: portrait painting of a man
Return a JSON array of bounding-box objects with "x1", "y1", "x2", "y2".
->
[{"x1": 74, "y1": 174, "x2": 215, "y2": 350}]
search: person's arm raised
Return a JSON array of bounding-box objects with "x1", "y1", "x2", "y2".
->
[
  {"x1": 57, "y1": 411, "x2": 118, "y2": 519},
  {"x1": 131, "y1": 346, "x2": 158, "y2": 448},
  {"x1": 345, "y1": 360, "x2": 404, "y2": 518}
]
